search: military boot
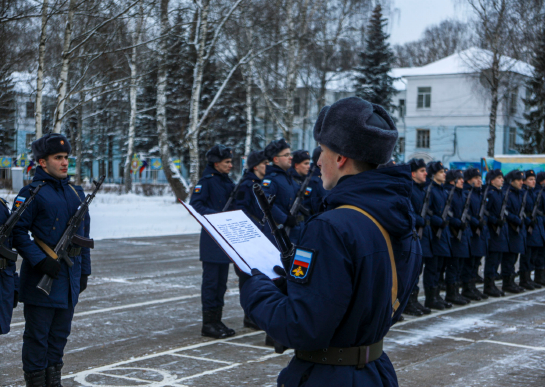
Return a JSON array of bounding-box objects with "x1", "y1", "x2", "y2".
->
[
  {"x1": 202, "y1": 309, "x2": 229, "y2": 339},
  {"x1": 462, "y1": 281, "x2": 481, "y2": 301},
  {"x1": 412, "y1": 290, "x2": 431, "y2": 315},
  {"x1": 519, "y1": 272, "x2": 535, "y2": 290},
  {"x1": 535, "y1": 269, "x2": 545, "y2": 286},
  {"x1": 483, "y1": 277, "x2": 503, "y2": 297},
  {"x1": 46, "y1": 363, "x2": 63, "y2": 387},
  {"x1": 475, "y1": 273, "x2": 484, "y2": 284},
  {"x1": 471, "y1": 279, "x2": 488, "y2": 299},
  {"x1": 24, "y1": 370, "x2": 46, "y2": 387},
  {"x1": 402, "y1": 291, "x2": 424, "y2": 316},
  {"x1": 424, "y1": 287, "x2": 444, "y2": 310},
  {"x1": 503, "y1": 275, "x2": 525, "y2": 294},
  {"x1": 445, "y1": 283, "x2": 468, "y2": 305},
  {"x1": 243, "y1": 314, "x2": 260, "y2": 330},
  {"x1": 435, "y1": 287, "x2": 452, "y2": 309},
  {"x1": 529, "y1": 272, "x2": 542, "y2": 289},
  {"x1": 216, "y1": 308, "x2": 235, "y2": 337}
]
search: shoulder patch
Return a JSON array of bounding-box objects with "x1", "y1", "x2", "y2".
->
[
  {"x1": 194, "y1": 185, "x2": 202, "y2": 194},
  {"x1": 262, "y1": 179, "x2": 271, "y2": 187},
  {"x1": 204, "y1": 174, "x2": 214, "y2": 179},
  {"x1": 304, "y1": 187, "x2": 313, "y2": 196},
  {"x1": 288, "y1": 247, "x2": 317, "y2": 284},
  {"x1": 270, "y1": 172, "x2": 277, "y2": 177},
  {"x1": 14, "y1": 196, "x2": 26, "y2": 208}
]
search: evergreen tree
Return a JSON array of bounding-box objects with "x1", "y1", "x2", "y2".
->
[
  {"x1": 518, "y1": 27, "x2": 545, "y2": 154},
  {"x1": 353, "y1": 4, "x2": 397, "y2": 113}
]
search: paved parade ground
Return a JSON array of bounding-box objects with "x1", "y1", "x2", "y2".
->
[{"x1": 2, "y1": 234, "x2": 545, "y2": 387}]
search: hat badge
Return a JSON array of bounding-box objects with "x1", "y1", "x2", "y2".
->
[{"x1": 60, "y1": 140, "x2": 64, "y2": 145}]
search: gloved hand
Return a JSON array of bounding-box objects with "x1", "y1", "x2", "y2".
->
[
  {"x1": 13, "y1": 290, "x2": 18, "y2": 308},
  {"x1": 479, "y1": 219, "x2": 487, "y2": 229},
  {"x1": 34, "y1": 256, "x2": 60, "y2": 279},
  {"x1": 79, "y1": 275, "x2": 88, "y2": 294},
  {"x1": 440, "y1": 220, "x2": 449, "y2": 229},
  {"x1": 285, "y1": 215, "x2": 297, "y2": 228},
  {"x1": 236, "y1": 268, "x2": 253, "y2": 288},
  {"x1": 272, "y1": 266, "x2": 288, "y2": 294}
]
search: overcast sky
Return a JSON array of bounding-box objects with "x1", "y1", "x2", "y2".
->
[{"x1": 388, "y1": 0, "x2": 468, "y2": 45}]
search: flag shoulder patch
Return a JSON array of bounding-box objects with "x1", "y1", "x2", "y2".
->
[{"x1": 288, "y1": 246, "x2": 317, "y2": 284}]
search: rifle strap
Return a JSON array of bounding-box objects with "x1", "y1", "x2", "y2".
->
[
  {"x1": 336, "y1": 205, "x2": 400, "y2": 316},
  {"x1": 34, "y1": 236, "x2": 58, "y2": 260},
  {"x1": 67, "y1": 184, "x2": 82, "y2": 203}
]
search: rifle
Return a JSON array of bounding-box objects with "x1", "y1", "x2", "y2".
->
[
  {"x1": 494, "y1": 188, "x2": 510, "y2": 236},
  {"x1": 417, "y1": 183, "x2": 432, "y2": 239},
  {"x1": 474, "y1": 184, "x2": 490, "y2": 236},
  {"x1": 513, "y1": 188, "x2": 528, "y2": 234},
  {"x1": 222, "y1": 171, "x2": 246, "y2": 212},
  {"x1": 528, "y1": 185, "x2": 545, "y2": 235},
  {"x1": 285, "y1": 164, "x2": 316, "y2": 236},
  {"x1": 455, "y1": 185, "x2": 474, "y2": 241},
  {"x1": 36, "y1": 176, "x2": 105, "y2": 296},
  {"x1": 436, "y1": 182, "x2": 456, "y2": 239},
  {"x1": 0, "y1": 184, "x2": 43, "y2": 270}
]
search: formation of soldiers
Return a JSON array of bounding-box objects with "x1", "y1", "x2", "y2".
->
[{"x1": 406, "y1": 159, "x2": 545, "y2": 316}]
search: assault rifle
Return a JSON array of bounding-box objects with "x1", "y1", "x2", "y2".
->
[
  {"x1": 528, "y1": 185, "x2": 545, "y2": 235},
  {"x1": 494, "y1": 188, "x2": 510, "y2": 236},
  {"x1": 0, "y1": 184, "x2": 43, "y2": 270},
  {"x1": 416, "y1": 183, "x2": 432, "y2": 240},
  {"x1": 436, "y1": 182, "x2": 456, "y2": 239},
  {"x1": 513, "y1": 189, "x2": 528, "y2": 234},
  {"x1": 222, "y1": 171, "x2": 246, "y2": 211},
  {"x1": 285, "y1": 164, "x2": 316, "y2": 236},
  {"x1": 36, "y1": 176, "x2": 105, "y2": 296},
  {"x1": 455, "y1": 185, "x2": 474, "y2": 241},
  {"x1": 474, "y1": 184, "x2": 490, "y2": 237}
]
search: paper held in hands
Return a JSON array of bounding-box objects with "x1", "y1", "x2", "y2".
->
[{"x1": 179, "y1": 200, "x2": 282, "y2": 279}]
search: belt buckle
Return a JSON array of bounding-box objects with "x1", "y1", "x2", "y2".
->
[{"x1": 357, "y1": 346, "x2": 369, "y2": 369}]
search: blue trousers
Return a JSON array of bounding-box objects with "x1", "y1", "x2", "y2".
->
[
  {"x1": 535, "y1": 247, "x2": 545, "y2": 270},
  {"x1": 485, "y1": 252, "x2": 502, "y2": 278},
  {"x1": 445, "y1": 257, "x2": 460, "y2": 284},
  {"x1": 424, "y1": 256, "x2": 444, "y2": 288},
  {"x1": 502, "y1": 252, "x2": 518, "y2": 276},
  {"x1": 23, "y1": 303, "x2": 74, "y2": 372},
  {"x1": 201, "y1": 262, "x2": 229, "y2": 311},
  {"x1": 521, "y1": 247, "x2": 539, "y2": 272},
  {"x1": 460, "y1": 256, "x2": 478, "y2": 283}
]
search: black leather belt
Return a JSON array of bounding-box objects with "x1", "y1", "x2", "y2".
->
[{"x1": 295, "y1": 340, "x2": 383, "y2": 369}]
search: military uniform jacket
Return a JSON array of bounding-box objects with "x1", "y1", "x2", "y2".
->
[
  {"x1": 190, "y1": 165, "x2": 234, "y2": 264},
  {"x1": 0, "y1": 198, "x2": 17, "y2": 334},
  {"x1": 446, "y1": 185, "x2": 471, "y2": 258},
  {"x1": 486, "y1": 186, "x2": 510, "y2": 253},
  {"x1": 465, "y1": 184, "x2": 488, "y2": 257},
  {"x1": 234, "y1": 171, "x2": 264, "y2": 230},
  {"x1": 307, "y1": 167, "x2": 328, "y2": 216},
  {"x1": 429, "y1": 181, "x2": 452, "y2": 257},
  {"x1": 13, "y1": 167, "x2": 91, "y2": 309},
  {"x1": 505, "y1": 186, "x2": 526, "y2": 254},
  {"x1": 410, "y1": 182, "x2": 433, "y2": 258},
  {"x1": 524, "y1": 186, "x2": 545, "y2": 247},
  {"x1": 241, "y1": 166, "x2": 422, "y2": 387}
]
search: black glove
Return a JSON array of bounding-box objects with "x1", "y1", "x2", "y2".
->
[
  {"x1": 236, "y1": 268, "x2": 253, "y2": 288},
  {"x1": 13, "y1": 290, "x2": 18, "y2": 309},
  {"x1": 285, "y1": 214, "x2": 297, "y2": 228},
  {"x1": 479, "y1": 219, "x2": 487, "y2": 229},
  {"x1": 272, "y1": 266, "x2": 288, "y2": 294},
  {"x1": 34, "y1": 256, "x2": 60, "y2": 279},
  {"x1": 460, "y1": 222, "x2": 467, "y2": 230},
  {"x1": 79, "y1": 275, "x2": 88, "y2": 294},
  {"x1": 440, "y1": 220, "x2": 449, "y2": 229}
]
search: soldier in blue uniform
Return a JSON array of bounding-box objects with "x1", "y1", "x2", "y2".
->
[
  {"x1": 520, "y1": 170, "x2": 544, "y2": 290},
  {"x1": 288, "y1": 150, "x2": 311, "y2": 185},
  {"x1": 424, "y1": 161, "x2": 453, "y2": 310},
  {"x1": 405, "y1": 158, "x2": 431, "y2": 316},
  {"x1": 534, "y1": 172, "x2": 545, "y2": 286},
  {"x1": 463, "y1": 168, "x2": 488, "y2": 300},
  {"x1": 0, "y1": 197, "x2": 19, "y2": 336},
  {"x1": 189, "y1": 145, "x2": 236, "y2": 339},
  {"x1": 237, "y1": 96, "x2": 421, "y2": 387},
  {"x1": 12, "y1": 133, "x2": 91, "y2": 387},
  {"x1": 307, "y1": 146, "x2": 328, "y2": 215},
  {"x1": 444, "y1": 170, "x2": 471, "y2": 305},
  {"x1": 502, "y1": 170, "x2": 526, "y2": 294}
]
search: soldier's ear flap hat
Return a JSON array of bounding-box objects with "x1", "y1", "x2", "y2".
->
[
  {"x1": 264, "y1": 139, "x2": 290, "y2": 161},
  {"x1": 537, "y1": 172, "x2": 545, "y2": 184},
  {"x1": 524, "y1": 169, "x2": 536, "y2": 180},
  {"x1": 426, "y1": 161, "x2": 444, "y2": 176},
  {"x1": 206, "y1": 144, "x2": 233, "y2": 163},
  {"x1": 507, "y1": 169, "x2": 524, "y2": 181},
  {"x1": 313, "y1": 96, "x2": 398, "y2": 165},
  {"x1": 246, "y1": 150, "x2": 267, "y2": 171},
  {"x1": 312, "y1": 146, "x2": 322, "y2": 165},
  {"x1": 487, "y1": 169, "x2": 503, "y2": 182},
  {"x1": 292, "y1": 150, "x2": 310, "y2": 166},
  {"x1": 31, "y1": 133, "x2": 71, "y2": 161},
  {"x1": 446, "y1": 169, "x2": 463, "y2": 183},
  {"x1": 408, "y1": 158, "x2": 426, "y2": 172},
  {"x1": 463, "y1": 168, "x2": 481, "y2": 181}
]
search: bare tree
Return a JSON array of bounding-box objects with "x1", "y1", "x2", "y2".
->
[{"x1": 35, "y1": 0, "x2": 49, "y2": 139}]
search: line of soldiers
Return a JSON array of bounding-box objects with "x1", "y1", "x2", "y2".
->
[
  {"x1": 189, "y1": 141, "x2": 327, "y2": 340},
  {"x1": 405, "y1": 159, "x2": 545, "y2": 316}
]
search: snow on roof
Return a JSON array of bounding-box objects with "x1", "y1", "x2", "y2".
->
[{"x1": 9, "y1": 71, "x2": 56, "y2": 96}]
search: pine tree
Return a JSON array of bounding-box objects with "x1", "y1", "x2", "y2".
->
[
  {"x1": 354, "y1": 4, "x2": 397, "y2": 113},
  {"x1": 518, "y1": 27, "x2": 545, "y2": 154}
]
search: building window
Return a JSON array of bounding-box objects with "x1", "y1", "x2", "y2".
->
[
  {"x1": 509, "y1": 90, "x2": 518, "y2": 114},
  {"x1": 294, "y1": 97, "x2": 300, "y2": 116},
  {"x1": 416, "y1": 129, "x2": 430, "y2": 148},
  {"x1": 417, "y1": 87, "x2": 431, "y2": 109},
  {"x1": 508, "y1": 127, "x2": 517, "y2": 149},
  {"x1": 398, "y1": 137, "x2": 405, "y2": 155},
  {"x1": 26, "y1": 102, "x2": 35, "y2": 118},
  {"x1": 399, "y1": 99, "x2": 405, "y2": 117},
  {"x1": 25, "y1": 133, "x2": 34, "y2": 149}
]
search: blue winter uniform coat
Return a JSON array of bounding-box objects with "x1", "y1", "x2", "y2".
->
[
  {"x1": 525, "y1": 186, "x2": 545, "y2": 247},
  {"x1": 506, "y1": 185, "x2": 526, "y2": 254},
  {"x1": 13, "y1": 167, "x2": 91, "y2": 309},
  {"x1": 429, "y1": 181, "x2": 452, "y2": 257},
  {"x1": 190, "y1": 165, "x2": 235, "y2": 264},
  {"x1": 307, "y1": 166, "x2": 328, "y2": 215},
  {"x1": 465, "y1": 184, "x2": 488, "y2": 257},
  {"x1": 411, "y1": 182, "x2": 433, "y2": 258},
  {"x1": 446, "y1": 185, "x2": 471, "y2": 258},
  {"x1": 486, "y1": 185, "x2": 510, "y2": 253},
  {"x1": 240, "y1": 166, "x2": 422, "y2": 387},
  {"x1": 0, "y1": 198, "x2": 17, "y2": 334},
  {"x1": 234, "y1": 171, "x2": 264, "y2": 229}
]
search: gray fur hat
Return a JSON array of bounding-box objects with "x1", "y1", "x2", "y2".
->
[{"x1": 32, "y1": 133, "x2": 71, "y2": 161}]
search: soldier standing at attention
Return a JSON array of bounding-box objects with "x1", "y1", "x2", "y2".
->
[
  {"x1": 534, "y1": 172, "x2": 545, "y2": 286},
  {"x1": 307, "y1": 146, "x2": 328, "y2": 215},
  {"x1": 288, "y1": 150, "x2": 311, "y2": 185},
  {"x1": 0, "y1": 196, "x2": 19, "y2": 336},
  {"x1": 189, "y1": 145, "x2": 236, "y2": 339},
  {"x1": 238, "y1": 96, "x2": 421, "y2": 387},
  {"x1": 13, "y1": 133, "x2": 91, "y2": 387}
]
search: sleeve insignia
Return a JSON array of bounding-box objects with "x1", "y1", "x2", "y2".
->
[
  {"x1": 194, "y1": 185, "x2": 202, "y2": 193},
  {"x1": 15, "y1": 196, "x2": 26, "y2": 208},
  {"x1": 288, "y1": 247, "x2": 316, "y2": 284},
  {"x1": 262, "y1": 179, "x2": 271, "y2": 187},
  {"x1": 304, "y1": 187, "x2": 312, "y2": 196}
]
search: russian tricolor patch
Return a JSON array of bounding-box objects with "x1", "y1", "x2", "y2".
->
[
  {"x1": 263, "y1": 179, "x2": 271, "y2": 187},
  {"x1": 289, "y1": 247, "x2": 316, "y2": 284},
  {"x1": 194, "y1": 185, "x2": 202, "y2": 194}
]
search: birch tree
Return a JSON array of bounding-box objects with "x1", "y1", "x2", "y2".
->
[{"x1": 35, "y1": 0, "x2": 49, "y2": 139}]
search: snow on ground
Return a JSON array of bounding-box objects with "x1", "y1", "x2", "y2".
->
[{"x1": 0, "y1": 189, "x2": 201, "y2": 240}]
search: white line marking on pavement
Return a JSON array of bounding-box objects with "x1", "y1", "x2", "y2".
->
[
  {"x1": 169, "y1": 353, "x2": 233, "y2": 364},
  {"x1": 222, "y1": 341, "x2": 275, "y2": 351},
  {"x1": 505, "y1": 298, "x2": 545, "y2": 307},
  {"x1": 175, "y1": 363, "x2": 242, "y2": 382}
]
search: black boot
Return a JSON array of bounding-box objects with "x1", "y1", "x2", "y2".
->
[
  {"x1": 535, "y1": 269, "x2": 545, "y2": 286},
  {"x1": 529, "y1": 271, "x2": 542, "y2": 289},
  {"x1": 24, "y1": 370, "x2": 46, "y2": 387},
  {"x1": 216, "y1": 308, "x2": 235, "y2": 337},
  {"x1": 202, "y1": 309, "x2": 228, "y2": 339},
  {"x1": 483, "y1": 277, "x2": 503, "y2": 297},
  {"x1": 503, "y1": 275, "x2": 525, "y2": 294},
  {"x1": 46, "y1": 363, "x2": 63, "y2": 387},
  {"x1": 402, "y1": 291, "x2": 424, "y2": 316},
  {"x1": 412, "y1": 290, "x2": 431, "y2": 315},
  {"x1": 438, "y1": 277, "x2": 446, "y2": 291},
  {"x1": 436, "y1": 286, "x2": 452, "y2": 309},
  {"x1": 424, "y1": 287, "x2": 444, "y2": 310},
  {"x1": 462, "y1": 281, "x2": 481, "y2": 301},
  {"x1": 445, "y1": 283, "x2": 468, "y2": 305},
  {"x1": 243, "y1": 314, "x2": 260, "y2": 330},
  {"x1": 519, "y1": 272, "x2": 535, "y2": 290},
  {"x1": 471, "y1": 279, "x2": 488, "y2": 299},
  {"x1": 475, "y1": 273, "x2": 484, "y2": 284}
]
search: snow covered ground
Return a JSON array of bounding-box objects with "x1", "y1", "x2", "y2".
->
[{"x1": 0, "y1": 190, "x2": 201, "y2": 240}]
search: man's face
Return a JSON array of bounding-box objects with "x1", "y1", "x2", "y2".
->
[
  {"x1": 511, "y1": 179, "x2": 523, "y2": 190},
  {"x1": 455, "y1": 178, "x2": 464, "y2": 189},
  {"x1": 491, "y1": 175, "x2": 504, "y2": 189},
  {"x1": 525, "y1": 176, "x2": 536, "y2": 189},
  {"x1": 214, "y1": 158, "x2": 232, "y2": 174},
  {"x1": 273, "y1": 148, "x2": 292, "y2": 171},
  {"x1": 412, "y1": 167, "x2": 427, "y2": 184},
  {"x1": 434, "y1": 169, "x2": 446, "y2": 184},
  {"x1": 318, "y1": 145, "x2": 341, "y2": 190},
  {"x1": 541, "y1": 180, "x2": 545, "y2": 188},
  {"x1": 468, "y1": 176, "x2": 482, "y2": 188},
  {"x1": 39, "y1": 152, "x2": 69, "y2": 180},
  {"x1": 294, "y1": 159, "x2": 310, "y2": 177},
  {"x1": 253, "y1": 160, "x2": 268, "y2": 178}
]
